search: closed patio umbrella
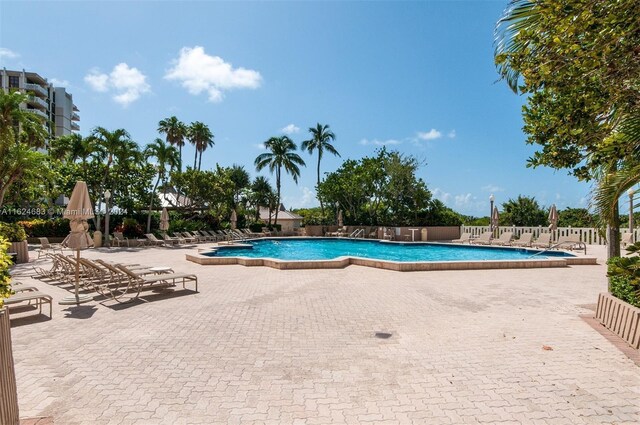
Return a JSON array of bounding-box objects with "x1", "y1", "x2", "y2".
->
[
  {"x1": 59, "y1": 181, "x2": 94, "y2": 305},
  {"x1": 160, "y1": 207, "x2": 170, "y2": 232},
  {"x1": 230, "y1": 209, "x2": 237, "y2": 230},
  {"x1": 548, "y1": 204, "x2": 559, "y2": 230},
  {"x1": 491, "y1": 206, "x2": 500, "y2": 231},
  {"x1": 337, "y1": 210, "x2": 343, "y2": 227}
]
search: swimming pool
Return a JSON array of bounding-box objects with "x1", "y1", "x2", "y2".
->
[
  {"x1": 203, "y1": 238, "x2": 574, "y2": 262},
  {"x1": 187, "y1": 237, "x2": 594, "y2": 271}
]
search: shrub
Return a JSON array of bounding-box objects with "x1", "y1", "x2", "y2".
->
[
  {"x1": 249, "y1": 222, "x2": 266, "y2": 233},
  {"x1": 17, "y1": 218, "x2": 70, "y2": 238},
  {"x1": 607, "y1": 254, "x2": 640, "y2": 308},
  {"x1": 117, "y1": 218, "x2": 145, "y2": 238},
  {"x1": 0, "y1": 222, "x2": 27, "y2": 242},
  {"x1": 0, "y1": 237, "x2": 13, "y2": 307}
]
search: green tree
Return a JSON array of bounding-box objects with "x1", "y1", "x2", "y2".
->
[
  {"x1": 144, "y1": 138, "x2": 179, "y2": 232},
  {"x1": 317, "y1": 148, "x2": 431, "y2": 225},
  {"x1": 229, "y1": 164, "x2": 250, "y2": 207},
  {"x1": 250, "y1": 176, "x2": 275, "y2": 222},
  {"x1": 558, "y1": 208, "x2": 596, "y2": 228},
  {"x1": 494, "y1": 0, "x2": 640, "y2": 257},
  {"x1": 187, "y1": 121, "x2": 214, "y2": 171},
  {"x1": 301, "y1": 123, "x2": 339, "y2": 219},
  {"x1": 158, "y1": 116, "x2": 188, "y2": 172},
  {"x1": 500, "y1": 195, "x2": 547, "y2": 226},
  {"x1": 0, "y1": 91, "x2": 49, "y2": 207},
  {"x1": 254, "y1": 136, "x2": 306, "y2": 225}
]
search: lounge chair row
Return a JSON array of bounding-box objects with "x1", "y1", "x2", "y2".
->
[
  {"x1": 453, "y1": 232, "x2": 586, "y2": 251},
  {"x1": 33, "y1": 254, "x2": 198, "y2": 303}
]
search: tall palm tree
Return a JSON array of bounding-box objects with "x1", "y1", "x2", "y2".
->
[
  {"x1": 144, "y1": 138, "x2": 179, "y2": 233},
  {"x1": 254, "y1": 136, "x2": 306, "y2": 225},
  {"x1": 229, "y1": 164, "x2": 250, "y2": 207},
  {"x1": 301, "y1": 123, "x2": 339, "y2": 219},
  {"x1": 187, "y1": 121, "x2": 214, "y2": 171},
  {"x1": 158, "y1": 116, "x2": 187, "y2": 172},
  {"x1": 89, "y1": 127, "x2": 136, "y2": 230}
]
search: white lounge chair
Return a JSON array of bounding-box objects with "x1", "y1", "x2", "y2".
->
[
  {"x1": 512, "y1": 232, "x2": 533, "y2": 247},
  {"x1": 471, "y1": 232, "x2": 493, "y2": 245},
  {"x1": 532, "y1": 233, "x2": 552, "y2": 249},
  {"x1": 452, "y1": 232, "x2": 472, "y2": 244},
  {"x1": 621, "y1": 232, "x2": 634, "y2": 247},
  {"x1": 491, "y1": 231, "x2": 514, "y2": 246}
]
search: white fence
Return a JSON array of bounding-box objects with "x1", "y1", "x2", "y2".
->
[{"x1": 461, "y1": 225, "x2": 640, "y2": 246}]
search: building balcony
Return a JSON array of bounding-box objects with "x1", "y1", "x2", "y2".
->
[
  {"x1": 73, "y1": 104, "x2": 79, "y2": 112},
  {"x1": 26, "y1": 108, "x2": 48, "y2": 119},
  {"x1": 24, "y1": 83, "x2": 48, "y2": 97},
  {"x1": 71, "y1": 122, "x2": 80, "y2": 131},
  {"x1": 27, "y1": 96, "x2": 48, "y2": 110},
  {"x1": 71, "y1": 113, "x2": 80, "y2": 121}
]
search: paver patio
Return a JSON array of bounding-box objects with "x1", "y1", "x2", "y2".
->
[{"x1": 7, "y1": 245, "x2": 640, "y2": 424}]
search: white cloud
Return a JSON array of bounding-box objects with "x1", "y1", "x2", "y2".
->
[
  {"x1": 0, "y1": 48, "x2": 18, "y2": 59},
  {"x1": 50, "y1": 78, "x2": 70, "y2": 87},
  {"x1": 447, "y1": 130, "x2": 456, "y2": 139},
  {"x1": 359, "y1": 138, "x2": 402, "y2": 146},
  {"x1": 432, "y1": 188, "x2": 451, "y2": 204},
  {"x1": 84, "y1": 63, "x2": 150, "y2": 106},
  {"x1": 165, "y1": 46, "x2": 262, "y2": 102},
  {"x1": 253, "y1": 143, "x2": 266, "y2": 150},
  {"x1": 417, "y1": 129, "x2": 442, "y2": 141},
  {"x1": 283, "y1": 186, "x2": 317, "y2": 209},
  {"x1": 281, "y1": 124, "x2": 300, "y2": 135},
  {"x1": 481, "y1": 184, "x2": 505, "y2": 193},
  {"x1": 455, "y1": 193, "x2": 473, "y2": 208}
]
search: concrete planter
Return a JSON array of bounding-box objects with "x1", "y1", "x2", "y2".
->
[
  {"x1": 0, "y1": 308, "x2": 19, "y2": 425},
  {"x1": 9, "y1": 241, "x2": 28, "y2": 264},
  {"x1": 595, "y1": 292, "x2": 640, "y2": 349}
]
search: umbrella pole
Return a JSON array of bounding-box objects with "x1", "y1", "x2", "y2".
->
[{"x1": 75, "y1": 249, "x2": 80, "y2": 303}]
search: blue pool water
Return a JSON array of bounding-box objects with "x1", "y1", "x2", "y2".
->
[{"x1": 204, "y1": 238, "x2": 574, "y2": 262}]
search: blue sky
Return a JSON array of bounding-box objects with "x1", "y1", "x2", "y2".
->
[{"x1": 0, "y1": 0, "x2": 592, "y2": 217}]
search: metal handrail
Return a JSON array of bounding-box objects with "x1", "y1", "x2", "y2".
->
[
  {"x1": 529, "y1": 240, "x2": 587, "y2": 257},
  {"x1": 349, "y1": 228, "x2": 365, "y2": 239}
]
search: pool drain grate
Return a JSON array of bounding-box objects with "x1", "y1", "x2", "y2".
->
[{"x1": 374, "y1": 332, "x2": 393, "y2": 339}]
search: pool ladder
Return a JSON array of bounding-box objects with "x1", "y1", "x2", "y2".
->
[{"x1": 349, "y1": 228, "x2": 365, "y2": 239}]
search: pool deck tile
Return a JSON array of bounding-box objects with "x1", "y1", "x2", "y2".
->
[{"x1": 7, "y1": 244, "x2": 639, "y2": 425}]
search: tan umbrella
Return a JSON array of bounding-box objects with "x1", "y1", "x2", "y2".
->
[
  {"x1": 491, "y1": 206, "x2": 500, "y2": 230},
  {"x1": 160, "y1": 207, "x2": 170, "y2": 232},
  {"x1": 337, "y1": 210, "x2": 344, "y2": 227},
  {"x1": 60, "y1": 181, "x2": 94, "y2": 305},
  {"x1": 548, "y1": 204, "x2": 559, "y2": 230},
  {"x1": 230, "y1": 209, "x2": 237, "y2": 230}
]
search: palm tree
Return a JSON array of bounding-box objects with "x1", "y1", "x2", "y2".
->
[
  {"x1": 229, "y1": 164, "x2": 250, "y2": 207},
  {"x1": 0, "y1": 90, "x2": 48, "y2": 148},
  {"x1": 144, "y1": 138, "x2": 179, "y2": 233},
  {"x1": 158, "y1": 116, "x2": 187, "y2": 172},
  {"x1": 301, "y1": 123, "x2": 339, "y2": 219},
  {"x1": 254, "y1": 136, "x2": 306, "y2": 225},
  {"x1": 187, "y1": 121, "x2": 214, "y2": 171},
  {"x1": 89, "y1": 127, "x2": 137, "y2": 230},
  {"x1": 250, "y1": 176, "x2": 274, "y2": 221}
]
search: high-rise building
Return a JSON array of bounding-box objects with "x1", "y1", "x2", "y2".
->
[{"x1": 0, "y1": 68, "x2": 79, "y2": 137}]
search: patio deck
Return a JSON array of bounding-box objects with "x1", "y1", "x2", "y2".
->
[{"x1": 7, "y1": 245, "x2": 640, "y2": 424}]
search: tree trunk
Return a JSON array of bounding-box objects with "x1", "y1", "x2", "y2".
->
[
  {"x1": 147, "y1": 176, "x2": 161, "y2": 233},
  {"x1": 193, "y1": 147, "x2": 198, "y2": 170},
  {"x1": 317, "y1": 155, "x2": 324, "y2": 223},
  {"x1": 198, "y1": 151, "x2": 202, "y2": 172},
  {"x1": 274, "y1": 168, "x2": 280, "y2": 226},
  {"x1": 179, "y1": 145, "x2": 183, "y2": 172}
]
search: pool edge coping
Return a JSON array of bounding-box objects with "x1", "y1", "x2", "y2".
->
[{"x1": 185, "y1": 239, "x2": 598, "y2": 271}]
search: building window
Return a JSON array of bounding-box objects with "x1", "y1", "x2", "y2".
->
[{"x1": 8, "y1": 76, "x2": 19, "y2": 88}]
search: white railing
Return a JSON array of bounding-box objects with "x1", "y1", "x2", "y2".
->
[
  {"x1": 24, "y1": 83, "x2": 47, "y2": 97},
  {"x1": 461, "y1": 225, "x2": 611, "y2": 245}
]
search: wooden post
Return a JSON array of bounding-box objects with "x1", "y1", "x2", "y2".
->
[{"x1": 0, "y1": 308, "x2": 19, "y2": 425}]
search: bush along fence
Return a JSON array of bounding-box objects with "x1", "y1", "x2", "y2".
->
[{"x1": 459, "y1": 225, "x2": 632, "y2": 246}]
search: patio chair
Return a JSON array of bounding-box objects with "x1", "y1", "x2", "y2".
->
[
  {"x1": 112, "y1": 232, "x2": 130, "y2": 247},
  {"x1": 37, "y1": 237, "x2": 64, "y2": 258},
  {"x1": 383, "y1": 228, "x2": 395, "y2": 241},
  {"x1": 470, "y1": 231, "x2": 493, "y2": 245},
  {"x1": 531, "y1": 233, "x2": 552, "y2": 249},
  {"x1": 491, "y1": 231, "x2": 514, "y2": 246},
  {"x1": 368, "y1": 227, "x2": 378, "y2": 239},
  {"x1": 556, "y1": 235, "x2": 587, "y2": 253},
  {"x1": 112, "y1": 264, "x2": 198, "y2": 302},
  {"x1": 4, "y1": 290, "x2": 52, "y2": 317},
  {"x1": 511, "y1": 232, "x2": 533, "y2": 247},
  {"x1": 261, "y1": 227, "x2": 273, "y2": 236},
  {"x1": 144, "y1": 233, "x2": 168, "y2": 247},
  {"x1": 196, "y1": 230, "x2": 216, "y2": 242},
  {"x1": 163, "y1": 233, "x2": 185, "y2": 245},
  {"x1": 621, "y1": 232, "x2": 634, "y2": 247},
  {"x1": 182, "y1": 232, "x2": 204, "y2": 243},
  {"x1": 451, "y1": 232, "x2": 472, "y2": 244}
]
